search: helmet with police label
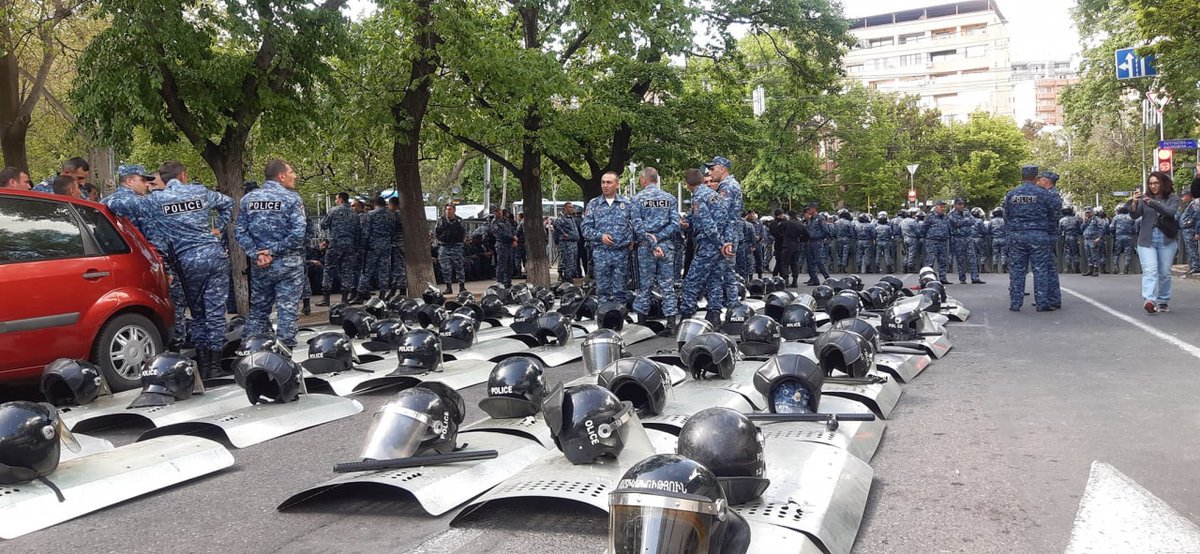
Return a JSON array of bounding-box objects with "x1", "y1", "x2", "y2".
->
[
  {"x1": 763, "y1": 291, "x2": 794, "y2": 322},
  {"x1": 543, "y1": 383, "x2": 636, "y2": 465},
  {"x1": 478, "y1": 356, "x2": 547, "y2": 419},
  {"x1": 813, "y1": 329, "x2": 874, "y2": 378},
  {"x1": 234, "y1": 351, "x2": 302, "y2": 405},
  {"x1": 303, "y1": 331, "x2": 356, "y2": 374},
  {"x1": 780, "y1": 304, "x2": 818, "y2": 340},
  {"x1": 597, "y1": 301, "x2": 628, "y2": 331},
  {"x1": 392, "y1": 328, "x2": 443, "y2": 375},
  {"x1": 609, "y1": 454, "x2": 751, "y2": 554},
  {"x1": 328, "y1": 303, "x2": 350, "y2": 326},
  {"x1": 830, "y1": 317, "x2": 881, "y2": 354},
  {"x1": 598, "y1": 357, "x2": 673, "y2": 417},
  {"x1": 0, "y1": 401, "x2": 80, "y2": 485},
  {"x1": 451, "y1": 306, "x2": 482, "y2": 330},
  {"x1": 511, "y1": 300, "x2": 546, "y2": 335},
  {"x1": 739, "y1": 314, "x2": 781, "y2": 357},
  {"x1": 534, "y1": 312, "x2": 573, "y2": 346},
  {"x1": 676, "y1": 407, "x2": 769, "y2": 504},
  {"x1": 681, "y1": 332, "x2": 737, "y2": 380},
  {"x1": 752, "y1": 353, "x2": 824, "y2": 413},
  {"x1": 41, "y1": 359, "x2": 108, "y2": 407},
  {"x1": 438, "y1": 313, "x2": 477, "y2": 351},
  {"x1": 674, "y1": 317, "x2": 715, "y2": 351},
  {"x1": 359, "y1": 384, "x2": 465, "y2": 460},
  {"x1": 880, "y1": 299, "x2": 926, "y2": 341},
  {"x1": 127, "y1": 352, "x2": 200, "y2": 409},
  {"x1": 720, "y1": 301, "x2": 756, "y2": 335},
  {"x1": 222, "y1": 332, "x2": 291, "y2": 373}
]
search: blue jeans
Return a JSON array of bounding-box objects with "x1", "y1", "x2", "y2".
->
[{"x1": 1136, "y1": 228, "x2": 1178, "y2": 304}]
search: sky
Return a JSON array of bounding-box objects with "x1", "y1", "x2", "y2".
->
[{"x1": 841, "y1": 0, "x2": 1082, "y2": 62}]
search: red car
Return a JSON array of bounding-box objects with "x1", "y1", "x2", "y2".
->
[{"x1": 0, "y1": 189, "x2": 174, "y2": 392}]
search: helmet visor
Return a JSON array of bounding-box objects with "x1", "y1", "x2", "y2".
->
[
  {"x1": 609, "y1": 493, "x2": 720, "y2": 554},
  {"x1": 359, "y1": 403, "x2": 436, "y2": 460},
  {"x1": 582, "y1": 337, "x2": 624, "y2": 376},
  {"x1": 674, "y1": 319, "x2": 714, "y2": 349},
  {"x1": 770, "y1": 380, "x2": 816, "y2": 414}
]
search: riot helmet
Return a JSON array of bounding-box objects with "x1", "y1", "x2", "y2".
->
[
  {"x1": 511, "y1": 300, "x2": 545, "y2": 335},
  {"x1": 504, "y1": 285, "x2": 533, "y2": 306},
  {"x1": 780, "y1": 304, "x2": 818, "y2": 340},
  {"x1": 811, "y1": 285, "x2": 835, "y2": 310},
  {"x1": 843, "y1": 274, "x2": 864, "y2": 291},
  {"x1": 422, "y1": 284, "x2": 445, "y2": 306},
  {"x1": 359, "y1": 384, "x2": 465, "y2": 460},
  {"x1": 680, "y1": 332, "x2": 737, "y2": 380},
  {"x1": 438, "y1": 313, "x2": 477, "y2": 351},
  {"x1": 823, "y1": 277, "x2": 848, "y2": 292},
  {"x1": 923, "y1": 280, "x2": 947, "y2": 303},
  {"x1": 720, "y1": 302, "x2": 756, "y2": 335},
  {"x1": 451, "y1": 306, "x2": 482, "y2": 330},
  {"x1": 481, "y1": 293, "x2": 509, "y2": 319},
  {"x1": 825, "y1": 294, "x2": 860, "y2": 322},
  {"x1": 752, "y1": 353, "x2": 824, "y2": 413},
  {"x1": 234, "y1": 351, "x2": 302, "y2": 405},
  {"x1": 455, "y1": 290, "x2": 476, "y2": 305},
  {"x1": 916, "y1": 287, "x2": 942, "y2": 312},
  {"x1": 127, "y1": 352, "x2": 201, "y2": 409},
  {"x1": 341, "y1": 307, "x2": 379, "y2": 339},
  {"x1": 676, "y1": 408, "x2": 769, "y2": 504},
  {"x1": 971, "y1": 207, "x2": 984, "y2": 218},
  {"x1": 674, "y1": 317, "x2": 715, "y2": 351},
  {"x1": 395, "y1": 299, "x2": 422, "y2": 325},
  {"x1": 739, "y1": 314, "x2": 782, "y2": 357},
  {"x1": 830, "y1": 317, "x2": 881, "y2": 354},
  {"x1": 534, "y1": 312, "x2": 573, "y2": 346},
  {"x1": 535, "y1": 288, "x2": 556, "y2": 312},
  {"x1": 543, "y1": 383, "x2": 636, "y2": 465},
  {"x1": 992, "y1": 207, "x2": 1004, "y2": 218},
  {"x1": 598, "y1": 301, "x2": 628, "y2": 331},
  {"x1": 392, "y1": 328, "x2": 442, "y2": 375},
  {"x1": 0, "y1": 401, "x2": 80, "y2": 485},
  {"x1": 862, "y1": 285, "x2": 893, "y2": 310},
  {"x1": 328, "y1": 303, "x2": 350, "y2": 326},
  {"x1": 304, "y1": 331, "x2": 356, "y2": 375},
  {"x1": 880, "y1": 299, "x2": 927, "y2": 341},
  {"x1": 597, "y1": 357, "x2": 673, "y2": 417},
  {"x1": 363, "y1": 296, "x2": 389, "y2": 318},
  {"x1": 747, "y1": 278, "x2": 765, "y2": 297},
  {"x1": 41, "y1": 359, "x2": 109, "y2": 407},
  {"x1": 557, "y1": 289, "x2": 587, "y2": 317},
  {"x1": 767, "y1": 276, "x2": 786, "y2": 293},
  {"x1": 582, "y1": 328, "x2": 626, "y2": 376},
  {"x1": 813, "y1": 329, "x2": 874, "y2": 378},
  {"x1": 763, "y1": 291, "x2": 794, "y2": 322},
  {"x1": 791, "y1": 293, "x2": 818, "y2": 312},
  {"x1": 577, "y1": 295, "x2": 600, "y2": 320},
  {"x1": 416, "y1": 303, "x2": 449, "y2": 330},
  {"x1": 478, "y1": 356, "x2": 547, "y2": 419},
  {"x1": 857, "y1": 213, "x2": 869, "y2": 223},
  {"x1": 878, "y1": 275, "x2": 905, "y2": 295}
]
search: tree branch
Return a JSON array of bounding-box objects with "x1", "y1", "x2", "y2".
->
[
  {"x1": 433, "y1": 120, "x2": 521, "y2": 175},
  {"x1": 559, "y1": 29, "x2": 590, "y2": 65}
]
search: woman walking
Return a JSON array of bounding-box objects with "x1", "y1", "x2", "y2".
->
[{"x1": 1129, "y1": 171, "x2": 1180, "y2": 314}]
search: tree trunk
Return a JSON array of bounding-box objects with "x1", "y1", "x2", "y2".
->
[
  {"x1": 0, "y1": 119, "x2": 29, "y2": 170},
  {"x1": 520, "y1": 119, "x2": 550, "y2": 287},
  {"x1": 204, "y1": 150, "x2": 251, "y2": 316},
  {"x1": 0, "y1": 41, "x2": 29, "y2": 170}
]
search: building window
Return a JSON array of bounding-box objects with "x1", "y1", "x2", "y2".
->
[
  {"x1": 897, "y1": 53, "x2": 924, "y2": 67},
  {"x1": 898, "y1": 32, "x2": 924, "y2": 45},
  {"x1": 964, "y1": 45, "x2": 987, "y2": 58},
  {"x1": 847, "y1": 64, "x2": 864, "y2": 74},
  {"x1": 961, "y1": 24, "x2": 986, "y2": 36},
  {"x1": 868, "y1": 36, "x2": 894, "y2": 48},
  {"x1": 931, "y1": 27, "x2": 956, "y2": 40}
]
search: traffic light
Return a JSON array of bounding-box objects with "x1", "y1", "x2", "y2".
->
[{"x1": 1157, "y1": 148, "x2": 1174, "y2": 173}]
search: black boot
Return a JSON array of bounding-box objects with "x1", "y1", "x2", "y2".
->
[
  {"x1": 316, "y1": 293, "x2": 330, "y2": 307},
  {"x1": 659, "y1": 315, "x2": 677, "y2": 337},
  {"x1": 704, "y1": 308, "x2": 722, "y2": 327},
  {"x1": 302, "y1": 298, "x2": 311, "y2": 315},
  {"x1": 637, "y1": 313, "x2": 648, "y2": 324},
  {"x1": 444, "y1": 284, "x2": 454, "y2": 295},
  {"x1": 209, "y1": 349, "x2": 227, "y2": 378},
  {"x1": 342, "y1": 290, "x2": 357, "y2": 304},
  {"x1": 459, "y1": 283, "x2": 467, "y2": 294},
  {"x1": 354, "y1": 291, "x2": 371, "y2": 304},
  {"x1": 195, "y1": 349, "x2": 211, "y2": 379}
]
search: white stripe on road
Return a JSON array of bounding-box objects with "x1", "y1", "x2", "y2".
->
[
  {"x1": 1065, "y1": 461, "x2": 1200, "y2": 553},
  {"x1": 1062, "y1": 287, "x2": 1200, "y2": 360}
]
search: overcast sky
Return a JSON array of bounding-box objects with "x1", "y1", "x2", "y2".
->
[{"x1": 841, "y1": 0, "x2": 1082, "y2": 62}]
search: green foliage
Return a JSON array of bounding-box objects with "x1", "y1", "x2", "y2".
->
[{"x1": 934, "y1": 112, "x2": 1030, "y2": 208}]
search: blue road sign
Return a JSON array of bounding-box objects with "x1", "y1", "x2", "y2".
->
[
  {"x1": 1116, "y1": 48, "x2": 1158, "y2": 80},
  {"x1": 1158, "y1": 139, "x2": 1197, "y2": 150}
]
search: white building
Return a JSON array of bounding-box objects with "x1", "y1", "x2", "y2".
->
[{"x1": 844, "y1": 1, "x2": 1014, "y2": 124}]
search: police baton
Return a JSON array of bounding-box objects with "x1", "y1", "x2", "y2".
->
[
  {"x1": 333, "y1": 450, "x2": 500, "y2": 473},
  {"x1": 743, "y1": 412, "x2": 875, "y2": 432}
]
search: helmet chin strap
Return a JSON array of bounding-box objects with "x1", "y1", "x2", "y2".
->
[{"x1": 37, "y1": 475, "x2": 65, "y2": 502}]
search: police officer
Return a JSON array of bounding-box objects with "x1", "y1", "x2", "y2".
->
[
  {"x1": 972, "y1": 207, "x2": 988, "y2": 271},
  {"x1": 901, "y1": 208, "x2": 924, "y2": 272},
  {"x1": 631, "y1": 167, "x2": 679, "y2": 329},
  {"x1": 1176, "y1": 183, "x2": 1198, "y2": 275},
  {"x1": 704, "y1": 156, "x2": 741, "y2": 311},
  {"x1": 553, "y1": 203, "x2": 580, "y2": 282},
  {"x1": 989, "y1": 207, "x2": 1007, "y2": 272},
  {"x1": 874, "y1": 211, "x2": 895, "y2": 274},
  {"x1": 354, "y1": 197, "x2": 393, "y2": 301},
  {"x1": 748, "y1": 210, "x2": 765, "y2": 279},
  {"x1": 769, "y1": 208, "x2": 786, "y2": 276},
  {"x1": 680, "y1": 168, "x2": 726, "y2": 325},
  {"x1": 804, "y1": 203, "x2": 831, "y2": 284},
  {"x1": 736, "y1": 214, "x2": 755, "y2": 281},
  {"x1": 1037, "y1": 172, "x2": 1063, "y2": 309},
  {"x1": 922, "y1": 200, "x2": 952, "y2": 283},
  {"x1": 854, "y1": 213, "x2": 875, "y2": 274},
  {"x1": 949, "y1": 198, "x2": 984, "y2": 284},
  {"x1": 490, "y1": 208, "x2": 517, "y2": 286},
  {"x1": 436, "y1": 204, "x2": 467, "y2": 294},
  {"x1": 1005, "y1": 165, "x2": 1060, "y2": 311},
  {"x1": 387, "y1": 197, "x2": 406, "y2": 298},
  {"x1": 140, "y1": 160, "x2": 233, "y2": 377},
  {"x1": 1059, "y1": 205, "x2": 1083, "y2": 273},
  {"x1": 835, "y1": 209, "x2": 855, "y2": 272},
  {"x1": 32, "y1": 157, "x2": 89, "y2": 194},
  {"x1": 318, "y1": 192, "x2": 361, "y2": 306},
  {"x1": 582, "y1": 171, "x2": 634, "y2": 303},
  {"x1": 1081, "y1": 206, "x2": 1106, "y2": 276},
  {"x1": 102, "y1": 164, "x2": 154, "y2": 230},
  {"x1": 234, "y1": 159, "x2": 307, "y2": 348}
]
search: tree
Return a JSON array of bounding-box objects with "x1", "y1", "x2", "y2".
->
[
  {"x1": 934, "y1": 112, "x2": 1030, "y2": 209},
  {"x1": 72, "y1": 0, "x2": 349, "y2": 313}
]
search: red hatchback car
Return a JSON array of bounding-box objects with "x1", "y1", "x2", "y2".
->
[{"x1": 0, "y1": 189, "x2": 174, "y2": 392}]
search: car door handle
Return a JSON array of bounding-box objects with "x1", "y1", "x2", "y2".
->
[{"x1": 82, "y1": 270, "x2": 111, "y2": 280}]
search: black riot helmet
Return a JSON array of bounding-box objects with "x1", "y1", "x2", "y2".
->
[
  {"x1": 543, "y1": 383, "x2": 636, "y2": 465},
  {"x1": 752, "y1": 354, "x2": 824, "y2": 414},
  {"x1": 535, "y1": 288, "x2": 556, "y2": 312},
  {"x1": 0, "y1": 401, "x2": 80, "y2": 485},
  {"x1": 226, "y1": 315, "x2": 246, "y2": 340},
  {"x1": 823, "y1": 277, "x2": 849, "y2": 293},
  {"x1": 438, "y1": 313, "x2": 477, "y2": 351},
  {"x1": 422, "y1": 284, "x2": 445, "y2": 306},
  {"x1": 557, "y1": 289, "x2": 587, "y2": 317},
  {"x1": 811, "y1": 285, "x2": 835, "y2": 310},
  {"x1": 359, "y1": 384, "x2": 465, "y2": 460},
  {"x1": 369, "y1": 319, "x2": 409, "y2": 349},
  {"x1": 234, "y1": 351, "x2": 302, "y2": 405},
  {"x1": 328, "y1": 303, "x2": 350, "y2": 325},
  {"x1": 878, "y1": 275, "x2": 905, "y2": 295},
  {"x1": 478, "y1": 356, "x2": 547, "y2": 419},
  {"x1": 916, "y1": 287, "x2": 942, "y2": 312},
  {"x1": 880, "y1": 300, "x2": 925, "y2": 341},
  {"x1": 553, "y1": 281, "x2": 577, "y2": 298},
  {"x1": 826, "y1": 293, "x2": 860, "y2": 323},
  {"x1": 681, "y1": 332, "x2": 738, "y2": 380},
  {"x1": 720, "y1": 301, "x2": 756, "y2": 335},
  {"x1": 511, "y1": 300, "x2": 545, "y2": 335},
  {"x1": 452, "y1": 305, "x2": 483, "y2": 329},
  {"x1": 41, "y1": 358, "x2": 109, "y2": 407},
  {"x1": 791, "y1": 293, "x2": 817, "y2": 312},
  {"x1": 534, "y1": 312, "x2": 573, "y2": 346},
  {"x1": 341, "y1": 307, "x2": 379, "y2": 339},
  {"x1": 923, "y1": 280, "x2": 947, "y2": 303},
  {"x1": 577, "y1": 295, "x2": 600, "y2": 320},
  {"x1": 733, "y1": 281, "x2": 748, "y2": 302},
  {"x1": 597, "y1": 301, "x2": 628, "y2": 331},
  {"x1": 609, "y1": 454, "x2": 752, "y2": 554},
  {"x1": 455, "y1": 290, "x2": 475, "y2": 305},
  {"x1": 862, "y1": 286, "x2": 891, "y2": 311},
  {"x1": 481, "y1": 293, "x2": 509, "y2": 319},
  {"x1": 674, "y1": 317, "x2": 716, "y2": 351},
  {"x1": 416, "y1": 303, "x2": 449, "y2": 330},
  {"x1": 127, "y1": 352, "x2": 201, "y2": 409},
  {"x1": 747, "y1": 277, "x2": 765, "y2": 297},
  {"x1": 597, "y1": 357, "x2": 673, "y2": 417},
  {"x1": 763, "y1": 291, "x2": 794, "y2": 322},
  {"x1": 646, "y1": 290, "x2": 666, "y2": 320},
  {"x1": 676, "y1": 407, "x2": 769, "y2": 504},
  {"x1": 831, "y1": 317, "x2": 881, "y2": 355},
  {"x1": 583, "y1": 328, "x2": 626, "y2": 376},
  {"x1": 1062, "y1": 205, "x2": 1075, "y2": 216},
  {"x1": 395, "y1": 299, "x2": 423, "y2": 325},
  {"x1": 485, "y1": 284, "x2": 506, "y2": 299},
  {"x1": 739, "y1": 314, "x2": 782, "y2": 357},
  {"x1": 780, "y1": 304, "x2": 818, "y2": 340},
  {"x1": 504, "y1": 284, "x2": 533, "y2": 306},
  {"x1": 393, "y1": 328, "x2": 443, "y2": 376},
  {"x1": 843, "y1": 274, "x2": 864, "y2": 291},
  {"x1": 813, "y1": 329, "x2": 874, "y2": 378},
  {"x1": 235, "y1": 332, "x2": 289, "y2": 357},
  {"x1": 363, "y1": 296, "x2": 389, "y2": 318},
  {"x1": 303, "y1": 331, "x2": 355, "y2": 374}
]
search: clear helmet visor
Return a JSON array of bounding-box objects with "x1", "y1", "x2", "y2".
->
[
  {"x1": 582, "y1": 337, "x2": 625, "y2": 376},
  {"x1": 609, "y1": 496, "x2": 718, "y2": 554},
  {"x1": 359, "y1": 403, "x2": 438, "y2": 460}
]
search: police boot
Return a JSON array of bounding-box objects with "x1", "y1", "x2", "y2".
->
[
  {"x1": 342, "y1": 290, "x2": 357, "y2": 304},
  {"x1": 636, "y1": 313, "x2": 648, "y2": 325},
  {"x1": 444, "y1": 284, "x2": 454, "y2": 295},
  {"x1": 353, "y1": 291, "x2": 371, "y2": 304},
  {"x1": 704, "y1": 308, "x2": 722, "y2": 327},
  {"x1": 659, "y1": 315, "x2": 677, "y2": 337},
  {"x1": 316, "y1": 293, "x2": 330, "y2": 307},
  {"x1": 458, "y1": 283, "x2": 467, "y2": 294},
  {"x1": 209, "y1": 349, "x2": 228, "y2": 378},
  {"x1": 302, "y1": 298, "x2": 311, "y2": 315},
  {"x1": 195, "y1": 350, "x2": 211, "y2": 378}
]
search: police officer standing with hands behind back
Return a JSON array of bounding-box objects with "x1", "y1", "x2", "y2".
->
[
  {"x1": 582, "y1": 171, "x2": 634, "y2": 303},
  {"x1": 631, "y1": 167, "x2": 679, "y2": 331},
  {"x1": 1005, "y1": 165, "x2": 1061, "y2": 312},
  {"x1": 435, "y1": 204, "x2": 467, "y2": 294}
]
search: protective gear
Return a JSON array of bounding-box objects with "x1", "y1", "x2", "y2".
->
[
  {"x1": 877, "y1": 211, "x2": 888, "y2": 219},
  {"x1": 923, "y1": 280, "x2": 947, "y2": 303},
  {"x1": 455, "y1": 290, "x2": 475, "y2": 305},
  {"x1": 813, "y1": 329, "x2": 874, "y2": 378},
  {"x1": 857, "y1": 213, "x2": 869, "y2": 223},
  {"x1": 234, "y1": 351, "x2": 302, "y2": 405},
  {"x1": 739, "y1": 314, "x2": 782, "y2": 357},
  {"x1": 533, "y1": 312, "x2": 573, "y2": 346},
  {"x1": 720, "y1": 301, "x2": 756, "y2": 335},
  {"x1": 0, "y1": 401, "x2": 79, "y2": 485},
  {"x1": 542, "y1": 383, "x2": 636, "y2": 465},
  {"x1": 880, "y1": 300, "x2": 927, "y2": 341},
  {"x1": 557, "y1": 289, "x2": 587, "y2": 317},
  {"x1": 534, "y1": 288, "x2": 556, "y2": 312},
  {"x1": 1062, "y1": 206, "x2": 1075, "y2": 217},
  {"x1": 791, "y1": 293, "x2": 818, "y2": 312},
  {"x1": 609, "y1": 454, "x2": 751, "y2": 554},
  {"x1": 597, "y1": 357, "x2": 673, "y2": 417},
  {"x1": 451, "y1": 306, "x2": 482, "y2": 330},
  {"x1": 830, "y1": 317, "x2": 881, "y2": 354},
  {"x1": 422, "y1": 284, "x2": 445, "y2": 306},
  {"x1": 511, "y1": 301, "x2": 546, "y2": 336},
  {"x1": 359, "y1": 384, "x2": 465, "y2": 460},
  {"x1": 394, "y1": 299, "x2": 422, "y2": 325},
  {"x1": 438, "y1": 313, "x2": 477, "y2": 351},
  {"x1": 416, "y1": 303, "x2": 449, "y2": 330},
  {"x1": 582, "y1": 328, "x2": 626, "y2": 376},
  {"x1": 363, "y1": 296, "x2": 389, "y2": 319},
  {"x1": 877, "y1": 275, "x2": 905, "y2": 295},
  {"x1": 811, "y1": 285, "x2": 835, "y2": 310},
  {"x1": 763, "y1": 291, "x2": 795, "y2": 322},
  {"x1": 752, "y1": 353, "x2": 824, "y2": 414},
  {"x1": 328, "y1": 303, "x2": 350, "y2": 326},
  {"x1": 823, "y1": 277, "x2": 849, "y2": 292},
  {"x1": 747, "y1": 277, "x2": 765, "y2": 297},
  {"x1": 478, "y1": 356, "x2": 547, "y2": 419},
  {"x1": 127, "y1": 352, "x2": 200, "y2": 409},
  {"x1": 392, "y1": 328, "x2": 443, "y2": 375},
  {"x1": 41, "y1": 359, "x2": 108, "y2": 407},
  {"x1": 767, "y1": 276, "x2": 786, "y2": 293},
  {"x1": 680, "y1": 332, "x2": 737, "y2": 380},
  {"x1": 481, "y1": 294, "x2": 509, "y2": 319},
  {"x1": 971, "y1": 207, "x2": 984, "y2": 218},
  {"x1": 1116, "y1": 204, "x2": 1129, "y2": 215},
  {"x1": 504, "y1": 285, "x2": 533, "y2": 306},
  {"x1": 674, "y1": 317, "x2": 715, "y2": 351},
  {"x1": 597, "y1": 301, "x2": 628, "y2": 331},
  {"x1": 780, "y1": 304, "x2": 818, "y2": 340},
  {"x1": 303, "y1": 331, "x2": 356, "y2": 374},
  {"x1": 341, "y1": 307, "x2": 379, "y2": 339},
  {"x1": 862, "y1": 285, "x2": 893, "y2": 311},
  {"x1": 577, "y1": 295, "x2": 600, "y2": 320},
  {"x1": 843, "y1": 274, "x2": 864, "y2": 291},
  {"x1": 676, "y1": 408, "x2": 769, "y2": 505},
  {"x1": 825, "y1": 294, "x2": 860, "y2": 322}
]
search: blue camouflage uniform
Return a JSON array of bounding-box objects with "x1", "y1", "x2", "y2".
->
[
  {"x1": 582, "y1": 195, "x2": 635, "y2": 303},
  {"x1": 320, "y1": 203, "x2": 362, "y2": 296},
  {"x1": 715, "y1": 173, "x2": 743, "y2": 309},
  {"x1": 390, "y1": 209, "x2": 407, "y2": 291},
  {"x1": 680, "y1": 185, "x2": 727, "y2": 320},
  {"x1": 922, "y1": 207, "x2": 952, "y2": 281},
  {"x1": 806, "y1": 214, "x2": 832, "y2": 281},
  {"x1": 1081, "y1": 212, "x2": 1107, "y2": 271},
  {"x1": 751, "y1": 219, "x2": 766, "y2": 277},
  {"x1": 139, "y1": 179, "x2": 233, "y2": 351},
  {"x1": 736, "y1": 220, "x2": 755, "y2": 280},
  {"x1": 233, "y1": 180, "x2": 306, "y2": 346},
  {"x1": 1177, "y1": 200, "x2": 1199, "y2": 272},
  {"x1": 854, "y1": 217, "x2": 875, "y2": 273},
  {"x1": 873, "y1": 217, "x2": 895, "y2": 274},
  {"x1": 491, "y1": 215, "x2": 517, "y2": 286},
  {"x1": 553, "y1": 214, "x2": 580, "y2": 281},
  {"x1": 949, "y1": 206, "x2": 979, "y2": 282},
  {"x1": 1059, "y1": 211, "x2": 1082, "y2": 272},
  {"x1": 1111, "y1": 211, "x2": 1137, "y2": 273},
  {"x1": 989, "y1": 212, "x2": 1007, "y2": 272},
  {"x1": 1042, "y1": 175, "x2": 1063, "y2": 308},
  {"x1": 436, "y1": 214, "x2": 467, "y2": 287},
  {"x1": 1004, "y1": 170, "x2": 1059, "y2": 311},
  {"x1": 357, "y1": 204, "x2": 394, "y2": 295},
  {"x1": 632, "y1": 183, "x2": 680, "y2": 318},
  {"x1": 901, "y1": 215, "x2": 923, "y2": 272},
  {"x1": 835, "y1": 215, "x2": 855, "y2": 272},
  {"x1": 973, "y1": 216, "x2": 988, "y2": 270}
]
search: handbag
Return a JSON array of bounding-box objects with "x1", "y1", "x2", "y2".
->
[{"x1": 1155, "y1": 212, "x2": 1180, "y2": 239}]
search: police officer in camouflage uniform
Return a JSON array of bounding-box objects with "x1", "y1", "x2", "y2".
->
[
  {"x1": 874, "y1": 211, "x2": 895, "y2": 274},
  {"x1": 318, "y1": 192, "x2": 361, "y2": 305},
  {"x1": 387, "y1": 197, "x2": 406, "y2": 298},
  {"x1": 1111, "y1": 203, "x2": 1137, "y2": 274},
  {"x1": 835, "y1": 209, "x2": 855, "y2": 272},
  {"x1": 949, "y1": 198, "x2": 984, "y2": 284},
  {"x1": 234, "y1": 160, "x2": 306, "y2": 348},
  {"x1": 679, "y1": 168, "x2": 727, "y2": 325},
  {"x1": 355, "y1": 197, "x2": 393, "y2": 300},
  {"x1": 922, "y1": 200, "x2": 952, "y2": 283},
  {"x1": 553, "y1": 203, "x2": 580, "y2": 282},
  {"x1": 803, "y1": 203, "x2": 831, "y2": 284},
  {"x1": 854, "y1": 213, "x2": 875, "y2": 274},
  {"x1": 901, "y1": 208, "x2": 924, "y2": 272},
  {"x1": 1176, "y1": 183, "x2": 1199, "y2": 275},
  {"x1": 971, "y1": 207, "x2": 988, "y2": 271},
  {"x1": 490, "y1": 208, "x2": 517, "y2": 286},
  {"x1": 1059, "y1": 206, "x2": 1082, "y2": 273},
  {"x1": 1037, "y1": 172, "x2": 1063, "y2": 309},
  {"x1": 1005, "y1": 165, "x2": 1060, "y2": 311},
  {"x1": 736, "y1": 215, "x2": 755, "y2": 281},
  {"x1": 989, "y1": 207, "x2": 1007, "y2": 272},
  {"x1": 705, "y1": 157, "x2": 742, "y2": 310},
  {"x1": 749, "y1": 211, "x2": 766, "y2": 279},
  {"x1": 583, "y1": 171, "x2": 634, "y2": 303},
  {"x1": 631, "y1": 167, "x2": 680, "y2": 330},
  {"x1": 436, "y1": 204, "x2": 467, "y2": 294},
  {"x1": 1081, "y1": 206, "x2": 1106, "y2": 276},
  {"x1": 139, "y1": 161, "x2": 232, "y2": 378}
]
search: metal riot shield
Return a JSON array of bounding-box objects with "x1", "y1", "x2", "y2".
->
[
  {"x1": 59, "y1": 385, "x2": 252, "y2": 433},
  {"x1": 304, "y1": 359, "x2": 496, "y2": 397},
  {"x1": 138, "y1": 394, "x2": 363, "y2": 449},
  {"x1": 756, "y1": 395, "x2": 886, "y2": 463},
  {"x1": 638, "y1": 382, "x2": 755, "y2": 434},
  {"x1": 58, "y1": 433, "x2": 114, "y2": 462}
]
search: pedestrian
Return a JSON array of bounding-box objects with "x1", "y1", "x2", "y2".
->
[
  {"x1": 435, "y1": 204, "x2": 467, "y2": 294},
  {"x1": 949, "y1": 198, "x2": 984, "y2": 284},
  {"x1": 874, "y1": 211, "x2": 895, "y2": 275},
  {"x1": 139, "y1": 160, "x2": 233, "y2": 377},
  {"x1": 922, "y1": 200, "x2": 952, "y2": 283},
  {"x1": 1060, "y1": 206, "x2": 1083, "y2": 273},
  {"x1": 387, "y1": 197, "x2": 407, "y2": 298},
  {"x1": 0, "y1": 166, "x2": 32, "y2": 190},
  {"x1": 490, "y1": 208, "x2": 517, "y2": 287},
  {"x1": 355, "y1": 197, "x2": 393, "y2": 302},
  {"x1": 631, "y1": 167, "x2": 680, "y2": 331},
  {"x1": 1128, "y1": 171, "x2": 1181, "y2": 314},
  {"x1": 317, "y1": 192, "x2": 361, "y2": 306},
  {"x1": 234, "y1": 159, "x2": 306, "y2": 348},
  {"x1": 804, "y1": 203, "x2": 831, "y2": 284},
  {"x1": 972, "y1": 207, "x2": 988, "y2": 272},
  {"x1": 854, "y1": 213, "x2": 875, "y2": 274},
  {"x1": 679, "y1": 168, "x2": 727, "y2": 325},
  {"x1": 1004, "y1": 165, "x2": 1059, "y2": 312}
]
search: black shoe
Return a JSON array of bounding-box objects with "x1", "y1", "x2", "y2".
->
[
  {"x1": 803, "y1": 280, "x2": 819, "y2": 286},
  {"x1": 444, "y1": 285, "x2": 454, "y2": 295},
  {"x1": 352, "y1": 292, "x2": 370, "y2": 305},
  {"x1": 636, "y1": 313, "x2": 648, "y2": 325},
  {"x1": 316, "y1": 294, "x2": 330, "y2": 307},
  {"x1": 302, "y1": 299, "x2": 311, "y2": 315},
  {"x1": 790, "y1": 279, "x2": 799, "y2": 287},
  {"x1": 344, "y1": 290, "x2": 360, "y2": 304},
  {"x1": 1036, "y1": 306, "x2": 1053, "y2": 312},
  {"x1": 659, "y1": 316, "x2": 677, "y2": 337},
  {"x1": 971, "y1": 279, "x2": 985, "y2": 284},
  {"x1": 1052, "y1": 304, "x2": 1061, "y2": 309},
  {"x1": 940, "y1": 280, "x2": 952, "y2": 285},
  {"x1": 459, "y1": 283, "x2": 467, "y2": 293},
  {"x1": 1010, "y1": 306, "x2": 1020, "y2": 312},
  {"x1": 959, "y1": 279, "x2": 967, "y2": 284}
]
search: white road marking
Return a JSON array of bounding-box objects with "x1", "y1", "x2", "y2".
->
[
  {"x1": 1065, "y1": 461, "x2": 1200, "y2": 553},
  {"x1": 1062, "y1": 287, "x2": 1200, "y2": 360}
]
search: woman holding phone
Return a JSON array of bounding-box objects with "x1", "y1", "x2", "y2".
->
[{"x1": 1128, "y1": 171, "x2": 1180, "y2": 313}]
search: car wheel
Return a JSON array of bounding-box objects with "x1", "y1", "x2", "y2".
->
[{"x1": 92, "y1": 313, "x2": 163, "y2": 392}]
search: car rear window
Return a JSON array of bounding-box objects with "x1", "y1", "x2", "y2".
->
[
  {"x1": 0, "y1": 196, "x2": 86, "y2": 262},
  {"x1": 76, "y1": 204, "x2": 130, "y2": 255}
]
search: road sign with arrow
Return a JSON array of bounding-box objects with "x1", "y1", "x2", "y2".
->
[{"x1": 1116, "y1": 47, "x2": 1158, "y2": 80}]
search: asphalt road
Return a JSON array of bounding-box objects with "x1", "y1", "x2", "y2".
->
[{"x1": 5, "y1": 272, "x2": 1200, "y2": 553}]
